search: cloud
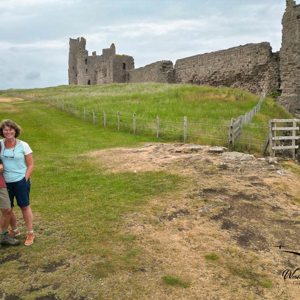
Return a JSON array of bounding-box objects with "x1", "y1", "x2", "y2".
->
[
  {"x1": 0, "y1": 0, "x2": 288, "y2": 90},
  {"x1": 80, "y1": 11, "x2": 282, "y2": 67},
  {"x1": 25, "y1": 71, "x2": 41, "y2": 80},
  {"x1": 0, "y1": 39, "x2": 67, "y2": 51},
  {"x1": 0, "y1": 38, "x2": 68, "y2": 90},
  {"x1": 0, "y1": 0, "x2": 77, "y2": 9}
]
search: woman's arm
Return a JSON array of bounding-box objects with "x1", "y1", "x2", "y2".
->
[{"x1": 25, "y1": 153, "x2": 34, "y2": 181}]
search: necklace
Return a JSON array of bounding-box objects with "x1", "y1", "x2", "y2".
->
[
  {"x1": 3, "y1": 139, "x2": 17, "y2": 159},
  {"x1": 4, "y1": 138, "x2": 17, "y2": 149}
]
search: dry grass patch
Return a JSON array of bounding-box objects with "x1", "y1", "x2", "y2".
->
[
  {"x1": 82, "y1": 143, "x2": 215, "y2": 174},
  {"x1": 1, "y1": 142, "x2": 299, "y2": 299},
  {"x1": 0, "y1": 96, "x2": 24, "y2": 102},
  {"x1": 78, "y1": 143, "x2": 300, "y2": 299}
]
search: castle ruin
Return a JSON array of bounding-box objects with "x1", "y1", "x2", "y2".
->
[{"x1": 68, "y1": 0, "x2": 300, "y2": 116}]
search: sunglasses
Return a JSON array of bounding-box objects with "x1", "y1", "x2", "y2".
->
[{"x1": 3, "y1": 148, "x2": 15, "y2": 159}]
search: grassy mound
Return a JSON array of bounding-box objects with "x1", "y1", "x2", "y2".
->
[{"x1": 3, "y1": 83, "x2": 292, "y2": 153}]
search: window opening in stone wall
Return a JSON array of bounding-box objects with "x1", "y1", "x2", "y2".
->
[
  {"x1": 88, "y1": 80, "x2": 91, "y2": 85},
  {"x1": 123, "y1": 63, "x2": 126, "y2": 70},
  {"x1": 85, "y1": 58, "x2": 88, "y2": 65},
  {"x1": 86, "y1": 69, "x2": 88, "y2": 73}
]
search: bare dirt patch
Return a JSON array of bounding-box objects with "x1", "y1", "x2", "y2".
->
[
  {"x1": 41, "y1": 260, "x2": 70, "y2": 273},
  {"x1": 83, "y1": 144, "x2": 218, "y2": 174},
  {"x1": 0, "y1": 96, "x2": 24, "y2": 113},
  {"x1": 84, "y1": 143, "x2": 300, "y2": 299},
  {"x1": 1, "y1": 143, "x2": 298, "y2": 299},
  {"x1": 0, "y1": 253, "x2": 22, "y2": 264},
  {"x1": 0, "y1": 96, "x2": 24, "y2": 103}
]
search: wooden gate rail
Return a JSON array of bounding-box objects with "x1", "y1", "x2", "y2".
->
[{"x1": 269, "y1": 119, "x2": 300, "y2": 159}]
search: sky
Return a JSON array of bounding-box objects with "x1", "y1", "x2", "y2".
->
[{"x1": 0, "y1": 0, "x2": 290, "y2": 90}]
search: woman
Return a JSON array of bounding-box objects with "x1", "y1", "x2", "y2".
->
[
  {"x1": 0, "y1": 153, "x2": 20, "y2": 246},
  {"x1": 0, "y1": 119, "x2": 34, "y2": 246}
]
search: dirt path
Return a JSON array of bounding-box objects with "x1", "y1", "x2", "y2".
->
[
  {"x1": 0, "y1": 96, "x2": 24, "y2": 103},
  {"x1": 84, "y1": 143, "x2": 300, "y2": 299},
  {"x1": 0, "y1": 96, "x2": 24, "y2": 113}
]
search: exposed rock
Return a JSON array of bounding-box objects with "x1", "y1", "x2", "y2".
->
[
  {"x1": 221, "y1": 152, "x2": 255, "y2": 161},
  {"x1": 208, "y1": 146, "x2": 228, "y2": 153},
  {"x1": 268, "y1": 157, "x2": 278, "y2": 164}
]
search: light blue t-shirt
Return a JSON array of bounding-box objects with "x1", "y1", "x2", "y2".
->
[{"x1": 0, "y1": 139, "x2": 33, "y2": 183}]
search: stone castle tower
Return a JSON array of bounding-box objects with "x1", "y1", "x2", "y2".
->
[
  {"x1": 278, "y1": 0, "x2": 300, "y2": 115},
  {"x1": 68, "y1": 37, "x2": 134, "y2": 85},
  {"x1": 68, "y1": 1, "x2": 300, "y2": 116}
]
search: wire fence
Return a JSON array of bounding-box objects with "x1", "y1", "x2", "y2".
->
[
  {"x1": 20, "y1": 94, "x2": 270, "y2": 152},
  {"x1": 228, "y1": 92, "x2": 266, "y2": 149}
]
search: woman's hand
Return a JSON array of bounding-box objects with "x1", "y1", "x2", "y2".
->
[
  {"x1": 0, "y1": 164, "x2": 3, "y2": 173},
  {"x1": 25, "y1": 153, "x2": 34, "y2": 181}
]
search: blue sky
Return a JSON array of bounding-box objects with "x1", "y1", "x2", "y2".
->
[{"x1": 0, "y1": 0, "x2": 289, "y2": 90}]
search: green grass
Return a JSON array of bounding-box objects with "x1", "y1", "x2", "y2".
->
[
  {"x1": 13, "y1": 102, "x2": 180, "y2": 249},
  {"x1": 162, "y1": 275, "x2": 191, "y2": 288},
  {"x1": 0, "y1": 90, "x2": 287, "y2": 298},
  {"x1": 2, "y1": 83, "x2": 293, "y2": 153},
  {"x1": 204, "y1": 253, "x2": 219, "y2": 261},
  {"x1": 3, "y1": 84, "x2": 262, "y2": 121},
  {"x1": 227, "y1": 264, "x2": 273, "y2": 289},
  {"x1": 0, "y1": 100, "x2": 183, "y2": 299},
  {"x1": 235, "y1": 97, "x2": 293, "y2": 152},
  {"x1": 280, "y1": 162, "x2": 300, "y2": 175}
]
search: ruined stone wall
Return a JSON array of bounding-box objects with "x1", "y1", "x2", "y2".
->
[
  {"x1": 128, "y1": 61, "x2": 174, "y2": 84},
  {"x1": 279, "y1": 0, "x2": 300, "y2": 115},
  {"x1": 69, "y1": 39, "x2": 134, "y2": 85},
  {"x1": 70, "y1": 0, "x2": 300, "y2": 115},
  {"x1": 109, "y1": 55, "x2": 134, "y2": 83},
  {"x1": 68, "y1": 37, "x2": 88, "y2": 85},
  {"x1": 77, "y1": 54, "x2": 106, "y2": 85},
  {"x1": 69, "y1": 39, "x2": 279, "y2": 96},
  {"x1": 174, "y1": 42, "x2": 280, "y2": 95}
]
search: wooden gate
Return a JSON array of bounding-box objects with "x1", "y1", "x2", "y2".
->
[{"x1": 269, "y1": 119, "x2": 300, "y2": 159}]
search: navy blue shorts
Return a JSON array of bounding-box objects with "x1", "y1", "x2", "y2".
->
[{"x1": 6, "y1": 177, "x2": 31, "y2": 208}]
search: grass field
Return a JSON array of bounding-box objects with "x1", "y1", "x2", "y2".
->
[
  {"x1": 3, "y1": 83, "x2": 292, "y2": 153},
  {"x1": 0, "y1": 85, "x2": 298, "y2": 299},
  {"x1": 0, "y1": 99, "x2": 183, "y2": 299}
]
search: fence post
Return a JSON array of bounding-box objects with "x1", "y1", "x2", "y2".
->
[
  {"x1": 68, "y1": 103, "x2": 70, "y2": 113},
  {"x1": 93, "y1": 109, "x2": 95, "y2": 124},
  {"x1": 269, "y1": 120, "x2": 274, "y2": 157},
  {"x1": 156, "y1": 115, "x2": 160, "y2": 138},
  {"x1": 184, "y1": 116, "x2": 187, "y2": 143},
  {"x1": 104, "y1": 111, "x2": 106, "y2": 127},
  {"x1": 292, "y1": 120, "x2": 296, "y2": 160},
  {"x1": 75, "y1": 105, "x2": 77, "y2": 117},
  {"x1": 228, "y1": 118, "x2": 235, "y2": 148},
  {"x1": 239, "y1": 116, "x2": 243, "y2": 135},
  {"x1": 133, "y1": 113, "x2": 136, "y2": 135},
  {"x1": 117, "y1": 111, "x2": 120, "y2": 131},
  {"x1": 62, "y1": 100, "x2": 64, "y2": 111},
  {"x1": 83, "y1": 106, "x2": 86, "y2": 121}
]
